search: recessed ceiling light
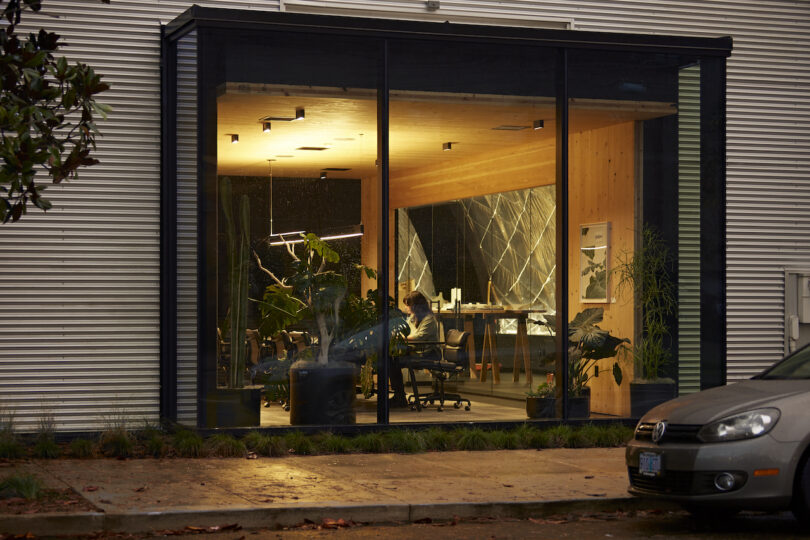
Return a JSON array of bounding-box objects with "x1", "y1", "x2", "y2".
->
[{"x1": 492, "y1": 125, "x2": 529, "y2": 131}]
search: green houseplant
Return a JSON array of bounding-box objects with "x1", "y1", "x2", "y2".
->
[
  {"x1": 529, "y1": 308, "x2": 628, "y2": 418},
  {"x1": 613, "y1": 225, "x2": 678, "y2": 417},
  {"x1": 254, "y1": 234, "x2": 408, "y2": 425}
]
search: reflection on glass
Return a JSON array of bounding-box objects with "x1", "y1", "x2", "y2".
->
[
  {"x1": 215, "y1": 84, "x2": 377, "y2": 428},
  {"x1": 567, "y1": 50, "x2": 699, "y2": 419},
  {"x1": 388, "y1": 39, "x2": 559, "y2": 422}
]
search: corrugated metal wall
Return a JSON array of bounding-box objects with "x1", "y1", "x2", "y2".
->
[
  {"x1": 0, "y1": 1, "x2": 280, "y2": 432},
  {"x1": 678, "y1": 65, "x2": 701, "y2": 394},
  {"x1": 1, "y1": 0, "x2": 806, "y2": 430}
]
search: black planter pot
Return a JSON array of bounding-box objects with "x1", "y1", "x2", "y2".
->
[
  {"x1": 525, "y1": 390, "x2": 590, "y2": 419},
  {"x1": 204, "y1": 387, "x2": 262, "y2": 428},
  {"x1": 289, "y1": 360, "x2": 357, "y2": 425},
  {"x1": 569, "y1": 390, "x2": 590, "y2": 418},
  {"x1": 526, "y1": 396, "x2": 555, "y2": 418},
  {"x1": 630, "y1": 381, "x2": 676, "y2": 418}
]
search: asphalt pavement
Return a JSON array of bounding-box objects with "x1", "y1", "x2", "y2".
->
[{"x1": 1, "y1": 448, "x2": 675, "y2": 536}]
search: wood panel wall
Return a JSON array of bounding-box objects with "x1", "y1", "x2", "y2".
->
[
  {"x1": 389, "y1": 138, "x2": 556, "y2": 209},
  {"x1": 362, "y1": 122, "x2": 636, "y2": 416},
  {"x1": 568, "y1": 121, "x2": 636, "y2": 417}
]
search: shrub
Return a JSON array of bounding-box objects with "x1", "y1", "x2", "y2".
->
[
  {"x1": 454, "y1": 428, "x2": 490, "y2": 451},
  {"x1": 204, "y1": 434, "x2": 246, "y2": 458},
  {"x1": 0, "y1": 433, "x2": 24, "y2": 459},
  {"x1": 605, "y1": 423, "x2": 634, "y2": 446},
  {"x1": 422, "y1": 427, "x2": 453, "y2": 451},
  {"x1": 569, "y1": 424, "x2": 599, "y2": 448},
  {"x1": 284, "y1": 431, "x2": 315, "y2": 455},
  {"x1": 316, "y1": 432, "x2": 352, "y2": 454},
  {"x1": 69, "y1": 438, "x2": 95, "y2": 458},
  {"x1": 243, "y1": 432, "x2": 287, "y2": 457},
  {"x1": 539, "y1": 425, "x2": 573, "y2": 448},
  {"x1": 0, "y1": 407, "x2": 23, "y2": 459},
  {"x1": 383, "y1": 430, "x2": 425, "y2": 454},
  {"x1": 172, "y1": 429, "x2": 204, "y2": 458},
  {"x1": 33, "y1": 434, "x2": 60, "y2": 459},
  {"x1": 99, "y1": 427, "x2": 134, "y2": 458},
  {"x1": 145, "y1": 434, "x2": 167, "y2": 458},
  {"x1": 0, "y1": 473, "x2": 43, "y2": 500},
  {"x1": 487, "y1": 429, "x2": 520, "y2": 450},
  {"x1": 351, "y1": 432, "x2": 387, "y2": 453},
  {"x1": 512, "y1": 424, "x2": 541, "y2": 449}
]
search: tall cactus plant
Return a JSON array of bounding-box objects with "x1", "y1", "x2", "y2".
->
[{"x1": 220, "y1": 177, "x2": 250, "y2": 388}]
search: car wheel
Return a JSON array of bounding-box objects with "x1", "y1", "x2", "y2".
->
[{"x1": 792, "y1": 455, "x2": 810, "y2": 524}]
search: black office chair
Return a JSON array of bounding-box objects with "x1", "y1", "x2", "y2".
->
[{"x1": 405, "y1": 329, "x2": 472, "y2": 412}]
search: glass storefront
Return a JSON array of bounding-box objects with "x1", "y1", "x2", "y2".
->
[{"x1": 163, "y1": 8, "x2": 729, "y2": 429}]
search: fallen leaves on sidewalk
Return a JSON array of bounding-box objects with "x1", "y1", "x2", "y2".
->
[
  {"x1": 286, "y1": 518, "x2": 363, "y2": 530},
  {"x1": 153, "y1": 523, "x2": 242, "y2": 536}
]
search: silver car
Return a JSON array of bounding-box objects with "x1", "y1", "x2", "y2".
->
[{"x1": 626, "y1": 344, "x2": 810, "y2": 521}]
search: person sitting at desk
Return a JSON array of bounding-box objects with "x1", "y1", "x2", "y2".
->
[{"x1": 390, "y1": 291, "x2": 440, "y2": 408}]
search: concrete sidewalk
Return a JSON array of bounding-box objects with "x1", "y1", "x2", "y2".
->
[{"x1": 2, "y1": 448, "x2": 664, "y2": 536}]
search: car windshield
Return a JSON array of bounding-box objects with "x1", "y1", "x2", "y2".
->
[{"x1": 756, "y1": 345, "x2": 810, "y2": 379}]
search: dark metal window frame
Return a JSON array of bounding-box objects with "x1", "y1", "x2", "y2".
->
[{"x1": 161, "y1": 6, "x2": 731, "y2": 426}]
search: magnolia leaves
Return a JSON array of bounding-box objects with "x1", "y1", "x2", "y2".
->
[{"x1": 1, "y1": 0, "x2": 110, "y2": 223}]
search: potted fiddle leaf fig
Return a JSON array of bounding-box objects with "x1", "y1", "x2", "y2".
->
[
  {"x1": 529, "y1": 308, "x2": 628, "y2": 418},
  {"x1": 254, "y1": 234, "x2": 408, "y2": 425},
  {"x1": 613, "y1": 225, "x2": 678, "y2": 417},
  {"x1": 567, "y1": 307, "x2": 628, "y2": 417}
]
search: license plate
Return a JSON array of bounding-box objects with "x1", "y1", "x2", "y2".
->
[{"x1": 639, "y1": 452, "x2": 662, "y2": 477}]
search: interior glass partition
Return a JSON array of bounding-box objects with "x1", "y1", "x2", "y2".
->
[
  {"x1": 388, "y1": 39, "x2": 560, "y2": 422},
  {"x1": 566, "y1": 50, "x2": 703, "y2": 418}
]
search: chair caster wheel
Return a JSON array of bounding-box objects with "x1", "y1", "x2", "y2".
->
[
  {"x1": 284, "y1": 405, "x2": 290, "y2": 411},
  {"x1": 465, "y1": 405, "x2": 471, "y2": 411},
  {"x1": 453, "y1": 403, "x2": 460, "y2": 409}
]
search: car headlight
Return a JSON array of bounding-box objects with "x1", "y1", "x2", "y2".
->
[{"x1": 697, "y1": 408, "x2": 780, "y2": 443}]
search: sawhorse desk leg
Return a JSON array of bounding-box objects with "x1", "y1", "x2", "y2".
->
[
  {"x1": 479, "y1": 317, "x2": 500, "y2": 383},
  {"x1": 512, "y1": 316, "x2": 532, "y2": 385}
]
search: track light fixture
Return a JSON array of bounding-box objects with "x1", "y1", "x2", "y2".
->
[
  {"x1": 262, "y1": 122, "x2": 271, "y2": 133},
  {"x1": 443, "y1": 142, "x2": 452, "y2": 151},
  {"x1": 533, "y1": 119, "x2": 544, "y2": 130},
  {"x1": 230, "y1": 134, "x2": 239, "y2": 144},
  {"x1": 320, "y1": 171, "x2": 327, "y2": 180},
  {"x1": 295, "y1": 107, "x2": 305, "y2": 121}
]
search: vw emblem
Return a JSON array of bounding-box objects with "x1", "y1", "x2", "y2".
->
[{"x1": 652, "y1": 421, "x2": 667, "y2": 443}]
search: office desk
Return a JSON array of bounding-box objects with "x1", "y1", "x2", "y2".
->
[{"x1": 436, "y1": 308, "x2": 536, "y2": 386}]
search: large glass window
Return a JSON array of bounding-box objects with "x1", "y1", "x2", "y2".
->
[
  {"x1": 566, "y1": 50, "x2": 703, "y2": 418},
  {"x1": 388, "y1": 40, "x2": 559, "y2": 422},
  {"x1": 168, "y1": 10, "x2": 728, "y2": 429},
  {"x1": 210, "y1": 31, "x2": 381, "y2": 427}
]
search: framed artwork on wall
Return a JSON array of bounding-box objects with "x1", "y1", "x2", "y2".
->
[{"x1": 580, "y1": 222, "x2": 610, "y2": 303}]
